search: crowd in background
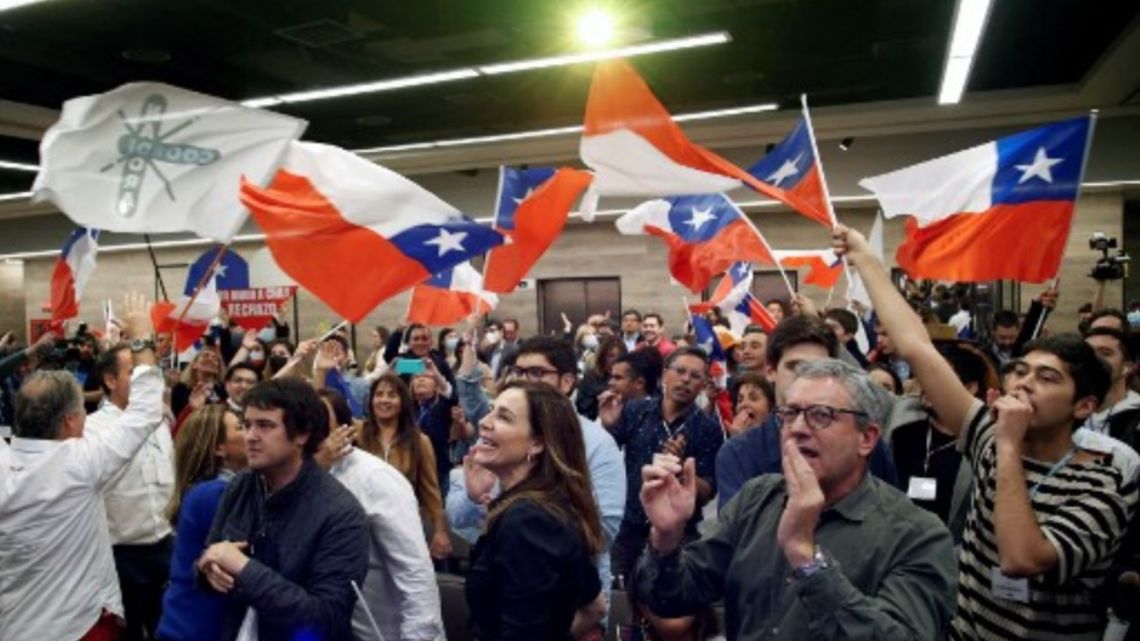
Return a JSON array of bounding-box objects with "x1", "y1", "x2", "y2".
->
[{"x1": 3, "y1": 226, "x2": 1140, "y2": 641}]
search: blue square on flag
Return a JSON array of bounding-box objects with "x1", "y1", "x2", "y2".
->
[
  {"x1": 185, "y1": 247, "x2": 249, "y2": 295},
  {"x1": 391, "y1": 220, "x2": 504, "y2": 275},
  {"x1": 690, "y1": 313, "x2": 726, "y2": 361},
  {"x1": 664, "y1": 194, "x2": 742, "y2": 244},
  {"x1": 747, "y1": 119, "x2": 815, "y2": 190},
  {"x1": 992, "y1": 116, "x2": 1089, "y2": 206},
  {"x1": 495, "y1": 166, "x2": 557, "y2": 232}
]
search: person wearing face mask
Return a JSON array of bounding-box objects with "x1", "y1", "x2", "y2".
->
[
  {"x1": 479, "y1": 320, "x2": 518, "y2": 380},
  {"x1": 228, "y1": 329, "x2": 268, "y2": 377},
  {"x1": 264, "y1": 339, "x2": 294, "y2": 378},
  {"x1": 575, "y1": 324, "x2": 601, "y2": 372},
  {"x1": 577, "y1": 335, "x2": 627, "y2": 421},
  {"x1": 439, "y1": 328, "x2": 462, "y2": 371}
]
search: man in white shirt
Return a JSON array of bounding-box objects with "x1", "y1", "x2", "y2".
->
[
  {"x1": 329, "y1": 447, "x2": 445, "y2": 641},
  {"x1": 0, "y1": 293, "x2": 163, "y2": 641},
  {"x1": 88, "y1": 338, "x2": 176, "y2": 641}
]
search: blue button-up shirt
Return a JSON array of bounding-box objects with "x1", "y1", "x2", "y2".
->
[{"x1": 611, "y1": 397, "x2": 724, "y2": 529}]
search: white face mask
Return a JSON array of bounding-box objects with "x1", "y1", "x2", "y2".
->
[
  {"x1": 695, "y1": 390, "x2": 710, "y2": 411},
  {"x1": 582, "y1": 334, "x2": 599, "y2": 351},
  {"x1": 484, "y1": 331, "x2": 501, "y2": 346},
  {"x1": 445, "y1": 336, "x2": 460, "y2": 352}
]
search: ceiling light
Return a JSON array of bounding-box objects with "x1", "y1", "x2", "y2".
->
[
  {"x1": 0, "y1": 160, "x2": 40, "y2": 172},
  {"x1": 236, "y1": 32, "x2": 730, "y2": 109},
  {"x1": 242, "y1": 69, "x2": 480, "y2": 107},
  {"x1": 356, "y1": 101, "x2": 776, "y2": 155},
  {"x1": 0, "y1": 0, "x2": 51, "y2": 12},
  {"x1": 938, "y1": 0, "x2": 994, "y2": 105},
  {"x1": 577, "y1": 9, "x2": 616, "y2": 48},
  {"x1": 0, "y1": 191, "x2": 34, "y2": 202},
  {"x1": 478, "y1": 32, "x2": 730, "y2": 75}
]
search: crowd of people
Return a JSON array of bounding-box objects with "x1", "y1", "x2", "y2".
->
[{"x1": 2, "y1": 225, "x2": 1139, "y2": 641}]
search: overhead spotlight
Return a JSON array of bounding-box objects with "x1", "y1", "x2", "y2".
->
[
  {"x1": 577, "y1": 8, "x2": 615, "y2": 48},
  {"x1": 839, "y1": 137, "x2": 855, "y2": 151}
]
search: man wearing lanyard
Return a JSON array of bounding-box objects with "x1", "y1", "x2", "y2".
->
[
  {"x1": 889, "y1": 344, "x2": 994, "y2": 539},
  {"x1": 598, "y1": 347, "x2": 724, "y2": 584},
  {"x1": 838, "y1": 224, "x2": 1138, "y2": 641}
]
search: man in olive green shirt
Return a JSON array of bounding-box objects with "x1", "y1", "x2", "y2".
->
[{"x1": 637, "y1": 359, "x2": 956, "y2": 640}]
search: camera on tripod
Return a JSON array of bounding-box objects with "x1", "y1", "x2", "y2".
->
[{"x1": 1089, "y1": 232, "x2": 1130, "y2": 281}]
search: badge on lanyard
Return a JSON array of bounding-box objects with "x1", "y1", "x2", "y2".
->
[
  {"x1": 907, "y1": 476, "x2": 938, "y2": 501},
  {"x1": 991, "y1": 567, "x2": 1030, "y2": 603}
]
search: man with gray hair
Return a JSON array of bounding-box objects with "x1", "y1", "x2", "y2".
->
[
  {"x1": 637, "y1": 358, "x2": 957, "y2": 641},
  {"x1": 0, "y1": 293, "x2": 163, "y2": 641}
]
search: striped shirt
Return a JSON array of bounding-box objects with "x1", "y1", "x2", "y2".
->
[{"x1": 951, "y1": 400, "x2": 1138, "y2": 640}]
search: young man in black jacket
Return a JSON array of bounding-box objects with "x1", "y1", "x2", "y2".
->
[{"x1": 197, "y1": 378, "x2": 369, "y2": 641}]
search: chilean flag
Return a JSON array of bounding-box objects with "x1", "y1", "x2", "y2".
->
[
  {"x1": 407, "y1": 263, "x2": 498, "y2": 326},
  {"x1": 240, "y1": 142, "x2": 505, "y2": 322},
  {"x1": 729, "y1": 293, "x2": 778, "y2": 335},
  {"x1": 771, "y1": 249, "x2": 844, "y2": 289},
  {"x1": 50, "y1": 227, "x2": 100, "y2": 324},
  {"x1": 860, "y1": 116, "x2": 1093, "y2": 283},
  {"x1": 152, "y1": 274, "x2": 221, "y2": 353},
  {"x1": 690, "y1": 261, "x2": 752, "y2": 314},
  {"x1": 746, "y1": 109, "x2": 834, "y2": 226},
  {"x1": 691, "y1": 312, "x2": 728, "y2": 385},
  {"x1": 483, "y1": 166, "x2": 593, "y2": 293},
  {"x1": 579, "y1": 60, "x2": 819, "y2": 225},
  {"x1": 616, "y1": 193, "x2": 775, "y2": 293}
]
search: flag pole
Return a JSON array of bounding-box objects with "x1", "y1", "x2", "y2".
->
[
  {"x1": 801, "y1": 93, "x2": 859, "y2": 290},
  {"x1": 174, "y1": 244, "x2": 229, "y2": 326},
  {"x1": 143, "y1": 234, "x2": 169, "y2": 302},
  {"x1": 734, "y1": 205, "x2": 796, "y2": 298}
]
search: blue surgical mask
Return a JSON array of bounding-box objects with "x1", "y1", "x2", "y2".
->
[
  {"x1": 1128, "y1": 310, "x2": 1140, "y2": 328},
  {"x1": 258, "y1": 328, "x2": 276, "y2": 343},
  {"x1": 445, "y1": 336, "x2": 460, "y2": 352}
]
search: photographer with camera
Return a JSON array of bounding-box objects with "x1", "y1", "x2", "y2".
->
[{"x1": 1083, "y1": 232, "x2": 1133, "y2": 334}]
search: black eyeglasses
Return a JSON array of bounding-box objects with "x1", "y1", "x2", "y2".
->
[
  {"x1": 774, "y1": 404, "x2": 867, "y2": 430},
  {"x1": 510, "y1": 366, "x2": 561, "y2": 381}
]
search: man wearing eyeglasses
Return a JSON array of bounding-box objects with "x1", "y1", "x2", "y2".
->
[
  {"x1": 597, "y1": 347, "x2": 724, "y2": 585},
  {"x1": 637, "y1": 358, "x2": 956, "y2": 641},
  {"x1": 715, "y1": 315, "x2": 900, "y2": 509}
]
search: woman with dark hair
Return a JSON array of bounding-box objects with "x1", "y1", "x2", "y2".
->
[
  {"x1": 358, "y1": 373, "x2": 452, "y2": 561},
  {"x1": 466, "y1": 381, "x2": 607, "y2": 641},
  {"x1": 867, "y1": 362, "x2": 904, "y2": 396},
  {"x1": 157, "y1": 405, "x2": 245, "y2": 641},
  {"x1": 576, "y1": 334, "x2": 626, "y2": 420}
]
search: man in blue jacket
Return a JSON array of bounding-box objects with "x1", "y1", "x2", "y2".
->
[
  {"x1": 717, "y1": 315, "x2": 899, "y2": 508},
  {"x1": 197, "y1": 378, "x2": 369, "y2": 641}
]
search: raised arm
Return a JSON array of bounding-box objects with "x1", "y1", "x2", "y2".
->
[{"x1": 833, "y1": 225, "x2": 976, "y2": 435}]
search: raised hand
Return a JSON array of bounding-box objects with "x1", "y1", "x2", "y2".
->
[
  {"x1": 122, "y1": 292, "x2": 154, "y2": 341},
  {"x1": 830, "y1": 223, "x2": 873, "y2": 260},
  {"x1": 463, "y1": 453, "x2": 497, "y2": 505},
  {"x1": 777, "y1": 439, "x2": 825, "y2": 566},
  {"x1": 640, "y1": 455, "x2": 696, "y2": 553},
  {"x1": 597, "y1": 389, "x2": 623, "y2": 429}
]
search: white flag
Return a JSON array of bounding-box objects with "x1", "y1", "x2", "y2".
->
[{"x1": 34, "y1": 82, "x2": 306, "y2": 242}]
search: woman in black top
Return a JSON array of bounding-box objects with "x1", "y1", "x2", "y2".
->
[
  {"x1": 465, "y1": 381, "x2": 606, "y2": 641},
  {"x1": 576, "y1": 335, "x2": 626, "y2": 421}
]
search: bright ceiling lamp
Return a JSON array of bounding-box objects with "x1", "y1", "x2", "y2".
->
[
  {"x1": 0, "y1": 0, "x2": 51, "y2": 12},
  {"x1": 938, "y1": 0, "x2": 994, "y2": 105},
  {"x1": 478, "y1": 31, "x2": 730, "y2": 75},
  {"x1": 0, "y1": 160, "x2": 39, "y2": 172},
  {"x1": 577, "y1": 8, "x2": 616, "y2": 48}
]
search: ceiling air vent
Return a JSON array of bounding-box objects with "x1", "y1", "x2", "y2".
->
[{"x1": 276, "y1": 19, "x2": 363, "y2": 48}]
